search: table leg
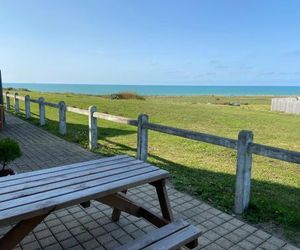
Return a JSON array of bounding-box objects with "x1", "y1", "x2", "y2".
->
[
  {"x1": 0, "y1": 213, "x2": 48, "y2": 250},
  {"x1": 111, "y1": 190, "x2": 127, "y2": 221},
  {"x1": 151, "y1": 179, "x2": 174, "y2": 221}
]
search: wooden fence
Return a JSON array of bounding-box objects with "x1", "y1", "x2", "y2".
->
[
  {"x1": 271, "y1": 97, "x2": 300, "y2": 115},
  {"x1": 3, "y1": 91, "x2": 300, "y2": 214}
]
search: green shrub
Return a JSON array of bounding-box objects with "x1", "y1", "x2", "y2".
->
[
  {"x1": 0, "y1": 138, "x2": 21, "y2": 170},
  {"x1": 110, "y1": 92, "x2": 145, "y2": 100}
]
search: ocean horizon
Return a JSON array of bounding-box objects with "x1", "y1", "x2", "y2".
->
[{"x1": 3, "y1": 83, "x2": 300, "y2": 96}]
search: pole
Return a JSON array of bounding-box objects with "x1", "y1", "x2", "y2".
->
[{"x1": 0, "y1": 70, "x2": 4, "y2": 122}]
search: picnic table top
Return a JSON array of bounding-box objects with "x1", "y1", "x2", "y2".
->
[{"x1": 0, "y1": 155, "x2": 169, "y2": 227}]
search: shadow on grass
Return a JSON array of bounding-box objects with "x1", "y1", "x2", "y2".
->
[
  {"x1": 100, "y1": 138, "x2": 300, "y2": 243},
  {"x1": 17, "y1": 110, "x2": 136, "y2": 142}
]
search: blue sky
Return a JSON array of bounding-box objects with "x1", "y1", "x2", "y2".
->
[{"x1": 0, "y1": 0, "x2": 300, "y2": 85}]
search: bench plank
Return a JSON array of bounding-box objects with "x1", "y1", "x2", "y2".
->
[
  {"x1": 116, "y1": 219, "x2": 189, "y2": 250},
  {"x1": 144, "y1": 225, "x2": 201, "y2": 250},
  {"x1": 115, "y1": 220, "x2": 201, "y2": 250}
]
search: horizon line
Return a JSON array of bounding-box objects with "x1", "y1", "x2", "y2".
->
[{"x1": 3, "y1": 82, "x2": 300, "y2": 87}]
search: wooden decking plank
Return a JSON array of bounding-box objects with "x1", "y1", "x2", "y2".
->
[
  {"x1": 143, "y1": 225, "x2": 201, "y2": 250},
  {"x1": 115, "y1": 219, "x2": 189, "y2": 250},
  {"x1": 0, "y1": 155, "x2": 129, "y2": 187},
  {"x1": 0, "y1": 163, "x2": 155, "y2": 210},
  {"x1": 0, "y1": 169, "x2": 169, "y2": 226},
  {"x1": 0, "y1": 158, "x2": 141, "y2": 196}
]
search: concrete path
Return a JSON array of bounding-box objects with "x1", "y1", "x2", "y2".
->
[{"x1": 0, "y1": 114, "x2": 298, "y2": 250}]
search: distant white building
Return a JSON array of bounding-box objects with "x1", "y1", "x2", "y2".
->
[{"x1": 271, "y1": 97, "x2": 300, "y2": 115}]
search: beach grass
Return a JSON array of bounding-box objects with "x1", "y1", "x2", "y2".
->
[{"x1": 9, "y1": 90, "x2": 300, "y2": 245}]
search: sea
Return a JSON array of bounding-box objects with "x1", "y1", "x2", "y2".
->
[{"x1": 3, "y1": 83, "x2": 300, "y2": 96}]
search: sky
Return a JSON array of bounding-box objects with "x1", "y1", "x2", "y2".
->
[{"x1": 0, "y1": 0, "x2": 300, "y2": 85}]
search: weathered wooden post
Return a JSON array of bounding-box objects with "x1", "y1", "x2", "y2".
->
[
  {"x1": 14, "y1": 93, "x2": 19, "y2": 113},
  {"x1": 137, "y1": 114, "x2": 149, "y2": 161},
  {"x1": 5, "y1": 92, "x2": 10, "y2": 111},
  {"x1": 25, "y1": 95, "x2": 31, "y2": 119},
  {"x1": 38, "y1": 97, "x2": 46, "y2": 126},
  {"x1": 0, "y1": 70, "x2": 4, "y2": 122},
  {"x1": 234, "y1": 130, "x2": 253, "y2": 214},
  {"x1": 58, "y1": 101, "x2": 66, "y2": 135},
  {"x1": 88, "y1": 105, "x2": 97, "y2": 150}
]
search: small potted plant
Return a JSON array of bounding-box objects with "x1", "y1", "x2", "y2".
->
[{"x1": 0, "y1": 138, "x2": 21, "y2": 177}]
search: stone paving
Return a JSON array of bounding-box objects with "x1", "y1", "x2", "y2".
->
[{"x1": 0, "y1": 114, "x2": 298, "y2": 250}]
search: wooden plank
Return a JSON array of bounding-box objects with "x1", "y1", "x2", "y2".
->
[
  {"x1": 143, "y1": 224, "x2": 201, "y2": 250},
  {"x1": 98, "y1": 192, "x2": 169, "y2": 228},
  {"x1": 88, "y1": 105, "x2": 97, "y2": 150},
  {"x1": 0, "y1": 169, "x2": 169, "y2": 226},
  {"x1": 0, "y1": 106, "x2": 3, "y2": 129},
  {"x1": 0, "y1": 163, "x2": 154, "y2": 210},
  {"x1": 93, "y1": 112, "x2": 138, "y2": 126},
  {"x1": 249, "y1": 142, "x2": 300, "y2": 164},
  {"x1": 234, "y1": 131, "x2": 253, "y2": 214},
  {"x1": 58, "y1": 101, "x2": 67, "y2": 135},
  {"x1": 25, "y1": 95, "x2": 31, "y2": 119},
  {"x1": 44, "y1": 101, "x2": 59, "y2": 108},
  {"x1": 111, "y1": 190, "x2": 127, "y2": 221},
  {"x1": 14, "y1": 93, "x2": 19, "y2": 113},
  {"x1": 0, "y1": 213, "x2": 49, "y2": 250},
  {"x1": 115, "y1": 219, "x2": 189, "y2": 250},
  {"x1": 0, "y1": 155, "x2": 127, "y2": 186},
  {"x1": 144, "y1": 122, "x2": 238, "y2": 149},
  {"x1": 137, "y1": 114, "x2": 148, "y2": 161},
  {"x1": 0, "y1": 160, "x2": 146, "y2": 200},
  {"x1": 16, "y1": 95, "x2": 25, "y2": 101},
  {"x1": 6, "y1": 94, "x2": 14, "y2": 98},
  {"x1": 66, "y1": 106, "x2": 89, "y2": 115},
  {"x1": 0, "y1": 156, "x2": 134, "y2": 193},
  {"x1": 152, "y1": 180, "x2": 173, "y2": 221},
  {"x1": 29, "y1": 98, "x2": 39, "y2": 103},
  {"x1": 98, "y1": 193, "x2": 140, "y2": 217}
]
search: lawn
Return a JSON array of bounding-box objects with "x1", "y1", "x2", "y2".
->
[{"x1": 6, "y1": 90, "x2": 300, "y2": 245}]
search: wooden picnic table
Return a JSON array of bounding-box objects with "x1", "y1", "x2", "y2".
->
[{"x1": 0, "y1": 155, "x2": 174, "y2": 249}]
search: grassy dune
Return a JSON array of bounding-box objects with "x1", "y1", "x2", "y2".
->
[{"x1": 9, "y1": 90, "x2": 300, "y2": 244}]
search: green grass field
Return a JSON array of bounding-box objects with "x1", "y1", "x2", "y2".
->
[{"x1": 7, "y1": 90, "x2": 300, "y2": 245}]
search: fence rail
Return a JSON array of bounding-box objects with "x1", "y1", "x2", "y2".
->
[
  {"x1": 66, "y1": 106, "x2": 90, "y2": 116},
  {"x1": 145, "y1": 122, "x2": 238, "y2": 149},
  {"x1": 93, "y1": 112, "x2": 138, "y2": 126},
  {"x1": 3, "y1": 91, "x2": 300, "y2": 214}
]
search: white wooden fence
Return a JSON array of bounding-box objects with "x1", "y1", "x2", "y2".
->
[
  {"x1": 271, "y1": 97, "x2": 300, "y2": 115},
  {"x1": 3, "y1": 91, "x2": 300, "y2": 215}
]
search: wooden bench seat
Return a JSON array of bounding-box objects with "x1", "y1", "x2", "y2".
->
[{"x1": 115, "y1": 219, "x2": 202, "y2": 250}]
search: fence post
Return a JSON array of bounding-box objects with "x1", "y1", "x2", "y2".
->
[
  {"x1": 38, "y1": 97, "x2": 46, "y2": 126},
  {"x1": 137, "y1": 114, "x2": 149, "y2": 161},
  {"x1": 5, "y1": 92, "x2": 10, "y2": 111},
  {"x1": 58, "y1": 101, "x2": 67, "y2": 135},
  {"x1": 234, "y1": 130, "x2": 253, "y2": 214},
  {"x1": 25, "y1": 95, "x2": 31, "y2": 119},
  {"x1": 88, "y1": 105, "x2": 97, "y2": 150},
  {"x1": 14, "y1": 92, "x2": 19, "y2": 113}
]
